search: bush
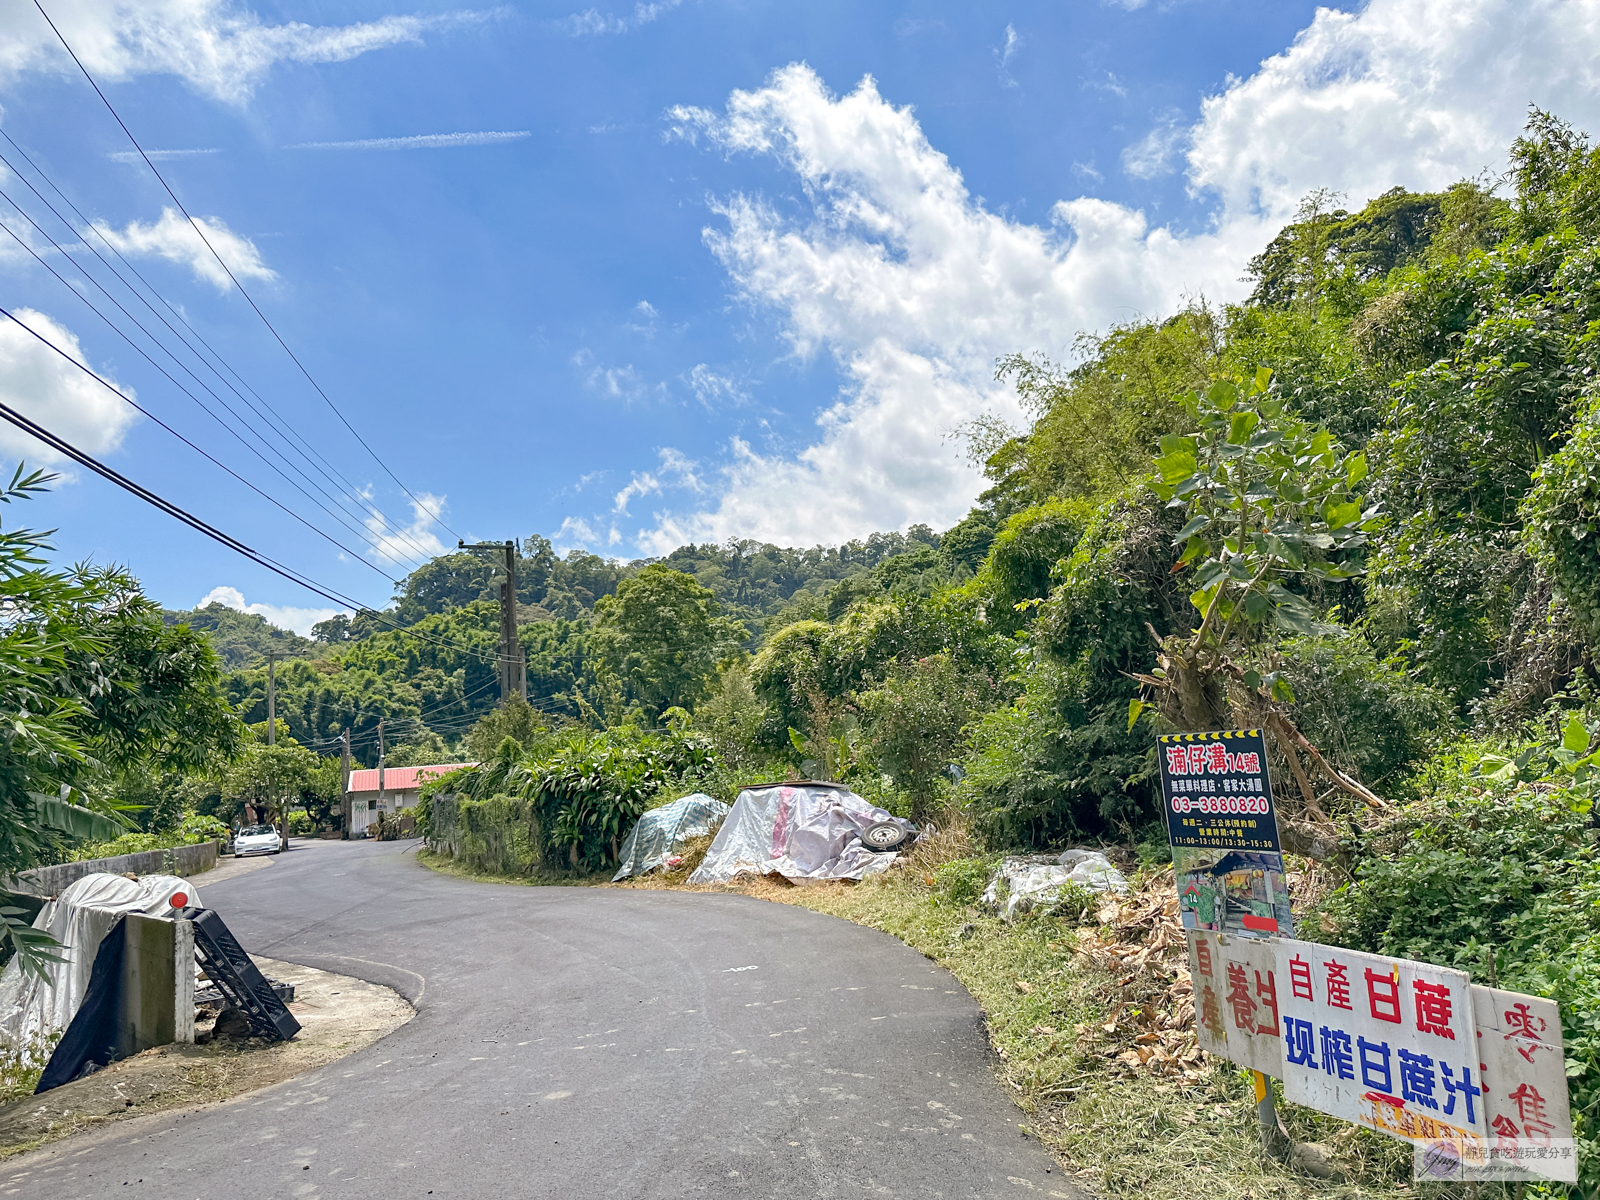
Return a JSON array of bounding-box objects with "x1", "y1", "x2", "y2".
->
[
  {"x1": 65, "y1": 811, "x2": 229, "y2": 863},
  {"x1": 931, "y1": 855, "x2": 998, "y2": 908}
]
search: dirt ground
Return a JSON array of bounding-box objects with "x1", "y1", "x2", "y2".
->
[{"x1": 0, "y1": 955, "x2": 412, "y2": 1159}]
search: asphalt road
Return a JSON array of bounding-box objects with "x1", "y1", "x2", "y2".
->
[{"x1": 5, "y1": 839, "x2": 1080, "y2": 1200}]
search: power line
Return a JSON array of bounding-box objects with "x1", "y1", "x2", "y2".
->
[
  {"x1": 0, "y1": 297, "x2": 399, "y2": 579},
  {"x1": 0, "y1": 343, "x2": 512, "y2": 667},
  {"x1": 0, "y1": 132, "x2": 444, "y2": 571},
  {"x1": 32, "y1": 0, "x2": 461, "y2": 545},
  {"x1": 0, "y1": 204, "x2": 420, "y2": 579}
]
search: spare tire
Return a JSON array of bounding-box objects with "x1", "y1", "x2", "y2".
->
[{"x1": 860, "y1": 821, "x2": 910, "y2": 853}]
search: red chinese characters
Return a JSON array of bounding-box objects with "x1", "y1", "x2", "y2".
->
[{"x1": 1413, "y1": 980, "x2": 1455, "y2": 1040}]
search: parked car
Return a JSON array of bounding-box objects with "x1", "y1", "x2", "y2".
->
[{"x1": 233, "y1": 824, "x2": 283, "y2": 856}]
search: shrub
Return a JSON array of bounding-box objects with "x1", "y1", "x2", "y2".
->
[{"x1": 931, "y1": 855, "x2": 999, "y2": 908}]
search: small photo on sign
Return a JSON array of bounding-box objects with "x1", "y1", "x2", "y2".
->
[{"x1": 1159, "y1": 730, "x2": 1292, "y2": 938}]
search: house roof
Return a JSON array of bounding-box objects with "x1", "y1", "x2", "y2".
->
[{"x1": 346, "y1": 763, "x2": 475, "y2": 795}]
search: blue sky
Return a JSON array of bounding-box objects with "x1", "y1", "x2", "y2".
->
[{"x1": 1, "y1": 0, "x2": 1596, "y2": 631}]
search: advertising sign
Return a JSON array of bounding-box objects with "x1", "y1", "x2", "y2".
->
[
  {"x1": 1159, "y1": 730, "x2": 1292, "y2": 937},
  {"x1": 1417, "y1": 987, "x2": 1577, "y2": 1183},
  {"x1": 1272, "y1": 941, "x2": 1489, "y2": 1155},
  {"x1": 1186, "y1": 929, "x2": 1284, "y2": 1078}
]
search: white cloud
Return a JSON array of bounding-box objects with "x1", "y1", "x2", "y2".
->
[
  {"x1": 684, "y1": 363, "x2": 747, "y2": 409},
  {"x1": 92, "y1": 207, "x2": 274, "y2": 291},
  {"x1": 1185, "y1": 0, "x2": 1600, "y2": 219},
  {"x1": 107, "y1": 147, "x2": 220, "y2": 163},
  {"x1": 552, "y1": 515, "x2": 601, "y2": 552},
  {"x1": 555, "y1": 0, "x2": 680, "y2": 36},
  {"x1": 635, "y1": 300, "x2": 658, "y2": 318},
  {"x1": 643, "y1": 4, "x2": 1600, "y2": 551},
  {"x1": 0, "y1": 307, "x2": 137, "y2": 469},
  {"x1": 0, "y1": 0, "x2": 492, "y2": 105},
  {"x1": 197, "y1": 585, "x2": 344, "y2": 637},
  {"x1": 994, "y1": 22, "x2": 1022, "y2": 89},
  {"x1": 613, "y1": 471, "x2": 659, "y2": 514},
  {"x1": 1121, "y1": 112, "x2": 1185, "y2": 178},
  {"x1": 286, "y1": 131, "x2": 530, "y2": 151},
  {"x1": 364, "y1": 492, "x2": 447, "y2": 568}
]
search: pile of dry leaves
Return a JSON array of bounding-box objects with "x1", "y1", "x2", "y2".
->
[{"x1": 1071, "y1": 868, "x2": 1208, "y2": 1084}]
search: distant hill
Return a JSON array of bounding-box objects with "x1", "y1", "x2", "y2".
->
[{"x1": 162, "y1": 602, "x2": 318, "y2": 670}]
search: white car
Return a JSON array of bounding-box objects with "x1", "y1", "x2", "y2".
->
[{"x1": 233, "y1": 824, "x2": 283, "y2": 856}]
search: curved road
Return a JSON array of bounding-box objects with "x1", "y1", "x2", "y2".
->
[{"x1": 6, "y1": 839, "x2": 1079, "y2": 1199}]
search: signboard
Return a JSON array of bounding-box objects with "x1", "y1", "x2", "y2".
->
[
  {"x1": 1417, "y1": 987, "x2": 1576, "y2": 1183},
  {"x1": 1159, "y1": 730, "x2": 1292, "y2": 937},
  {"x1": 1186, "y1": 930, "x2": 1283, "y2": 1078},
  {"x1": 1273, "y1": 941, "x2": 1489, "y2": 1155}
]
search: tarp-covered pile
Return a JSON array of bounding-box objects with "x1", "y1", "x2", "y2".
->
[
  {"x1": 688, "y1": 783, "x2": 916, "y2": 885},
  {"x1": 0, "y1": 872, "x2": 199, "y2": 1054},
  {"x1": 982, "y1": 849, "x2": 1130, "y2": 921},
  {"x1": 612, "y1": 793, "x2": 731, "y2": 881}
]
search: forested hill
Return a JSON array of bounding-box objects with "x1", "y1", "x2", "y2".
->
[{"x1": 188, "y1": 524, "x2": 965, "y2": 765}]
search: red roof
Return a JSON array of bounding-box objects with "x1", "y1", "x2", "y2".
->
[{"x1": 346, "y1": 763, "x2": 475, "y2": 795}]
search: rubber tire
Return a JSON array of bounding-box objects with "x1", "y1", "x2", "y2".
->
[{"x1": 860, "y1": 821, "x2": 909, "y2": 853}]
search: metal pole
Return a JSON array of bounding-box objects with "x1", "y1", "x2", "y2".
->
[{"x1": 1253, "y1": 1070, "x2": 1279, "y2": 1154}]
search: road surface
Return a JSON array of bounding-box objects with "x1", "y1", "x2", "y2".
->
[{"x1": 4, "y1": 838, "x2": 1080, "y2": 1199}]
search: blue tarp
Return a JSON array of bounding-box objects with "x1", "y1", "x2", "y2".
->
[{"x1": 612, "y1": 793, "x2": 731, "y2": 881}]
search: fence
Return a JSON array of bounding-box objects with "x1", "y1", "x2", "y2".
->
[
  {"x1": 427, "y1": 794, "x2": 550, "y2": 876},
  {"x1": 7, "y1": 841, "x2": 219, "y2": 898}
]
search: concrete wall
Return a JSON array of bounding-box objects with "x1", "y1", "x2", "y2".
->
[
  {"x1": 8, "y1": 841, "x2": 218, "y2": 898},
  {"x1": 116, "y1": 914, "x2": 195, "y2": 1055}
]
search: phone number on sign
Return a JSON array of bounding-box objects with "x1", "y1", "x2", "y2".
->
[{"x1": 1169, "y1": 794, "x2": 1271, "y2": 815}]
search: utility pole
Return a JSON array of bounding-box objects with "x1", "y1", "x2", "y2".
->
[
  {"x1": 266, "y1": 651, "x2": 278, "y2": 744},
  {"x1": 265, "y1": 651, "x2": 288, "y2": 851},
  {"x1": 459, "y1": 539, "x2": 526, "y2": 704},
  {"x1": 340, "y1": 728, "x2": 352, "y2": 840},
  {"x1": 377, "y1": 716, "x2": 387, "y2": 829}
]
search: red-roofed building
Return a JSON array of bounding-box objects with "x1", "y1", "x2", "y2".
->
[{"x1": 346, "y1": 763, "x2": 474, "y2": 835}]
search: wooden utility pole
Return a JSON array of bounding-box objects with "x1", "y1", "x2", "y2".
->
[
  {"x1": 265, "y1": 651, "x2": 288, "y2": 851},
  {"x1": 340, "y1": 728, "x2": 352, "y2": 840},
  {"x1": 459, "y1": 539, "x2": 526, "y2": 704}
]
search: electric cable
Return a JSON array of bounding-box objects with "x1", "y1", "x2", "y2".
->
[
  {"x1": 0, "y1": 202, "x2": 425, "y2": 577},
  {"x1": 0, "y1": 134, "x2": 443, "y2": 570},
  {"x1": 0, "y1": 337, "x2": 512, "y2": 666},
  {"x1": 32, "y1": 0, "x2": 462, "y2": 544}
]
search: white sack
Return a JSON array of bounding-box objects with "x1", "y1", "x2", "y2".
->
[
  {"x1": 0, "y1": 872, "x2": 199, "y2": 1054},
  {"x1": 687, "y1": 784, "x2": 911, "y2": 884}
]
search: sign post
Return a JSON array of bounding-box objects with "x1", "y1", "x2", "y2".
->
[{"x1": 1161, "y1": 729, "x2": 1292, "y2": 1152}]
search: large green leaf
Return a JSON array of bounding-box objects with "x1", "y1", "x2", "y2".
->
[{"x1": 29, "y1": 793, "x2": 128, "y2": 843}]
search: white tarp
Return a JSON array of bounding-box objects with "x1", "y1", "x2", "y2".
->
[
  {"x1": 612, "y1": 793, "x2": 731, "y2": 881},
  {"x1": 981, "y1": 849, "x2": 1131, "y2": 920},
  {"x1": 687, "y1": 783, "x2": 913, "y2": 885},
  {"x1": 0, "y1": 872, "x2": 199, "y2": 1054}
]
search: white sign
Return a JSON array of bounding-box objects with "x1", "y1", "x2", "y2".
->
[
  {"x1": 1186, "y1": 930, "x2": 1284, "y2": 1078},
  {"x1": 1273, "y1": 941, "x2": 1487, "y2": 1153},
  {"x1": 1472, "y1": 986, "x2": 1575, "y2": 1182}
]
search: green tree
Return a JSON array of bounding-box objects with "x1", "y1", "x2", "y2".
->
[
  {"x1": 219, "y1": 737, "x2": 318, "y2": 826},
  {"x1": 593, "y1": 566, "x2": 744, "y2": 719}
]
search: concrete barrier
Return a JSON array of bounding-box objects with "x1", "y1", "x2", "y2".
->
[
  {"x1": 118, "y1": 913, "x2": 195, "y2": 1053},
  {"x1": 7, "y1": 841, "x2": 219, "y2": 898}
]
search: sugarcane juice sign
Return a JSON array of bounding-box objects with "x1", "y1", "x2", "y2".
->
[{"x1": 1158, "y1": 729, "x2": 1292, "y2": 938}]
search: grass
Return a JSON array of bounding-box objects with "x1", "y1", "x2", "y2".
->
[{"x1": 414, "y1": 846, "x2": 604, "y2": 887}]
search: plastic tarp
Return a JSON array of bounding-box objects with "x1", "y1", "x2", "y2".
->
[
  {"x1": 687, "y1": 783, "x2": 915, "y2": 885},
  {"x1": 982, "y1": 849, "x2": 1130, "y2": 921},
  {"x1": 0, "y1": 872, "x2": 199, "y2": 1055},
  {"x1": 612, "y1": 793, "x2": 731, "y2": 881}
]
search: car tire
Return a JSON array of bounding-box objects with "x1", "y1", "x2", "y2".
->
[{"x1": 860, "y1": 821, "x2": 910, "y2": 853}]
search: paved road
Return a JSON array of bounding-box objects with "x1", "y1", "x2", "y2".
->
[{"x1": 6, "y1": 839, "x2": 1079, "y2": 1199}]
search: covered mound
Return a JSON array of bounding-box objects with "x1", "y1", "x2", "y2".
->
[
  {"x1": 612, "y1": 793, "x2": 731, "y2": 881},
  {"x1": 688, "y1": 782, "x2": 915, "y2": 885}
]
